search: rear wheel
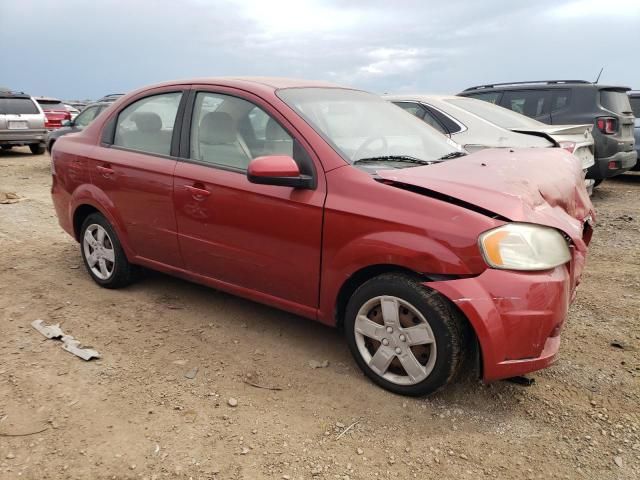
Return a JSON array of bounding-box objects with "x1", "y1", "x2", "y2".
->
[
  {"x1": 29, "y1": 143, "x2": 45, "y2": 155},
  {"x1": 344, "y1": 273, "x2": 466, "y2": 396},
  {"x1": 80, "y1": 213, "x2": 135, "y2": 289},
  {"x1": 593, "y1": 179, "x2": 604, "y2": 187}
]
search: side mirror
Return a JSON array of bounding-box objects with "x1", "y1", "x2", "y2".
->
[
  {"x1": 247, "y1": 155, "x2": 314, "y2": 189},
  {"x1": 61, "y1": 119, "x2": 72, "y2": 127}
]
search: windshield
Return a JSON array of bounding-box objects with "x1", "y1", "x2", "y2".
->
[
  {"x1": 277, "y1": 88, "x2": 460, "y2": 164},
  {"x1": 445, "y1": 97, "x2": 544, "y2": 129}
]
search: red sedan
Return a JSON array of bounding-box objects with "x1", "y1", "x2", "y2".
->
[{"x1": 51, "y1": 78, "x2": 593, "y2": 396}]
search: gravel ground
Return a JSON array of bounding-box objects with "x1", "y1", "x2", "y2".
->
[{"x1": 1, "y1": 148, "x2": 639, "y2": 480}]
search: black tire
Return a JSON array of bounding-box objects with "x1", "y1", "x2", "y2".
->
[
  {"x1": 593, "y1": 179, "x2": 604, "y2": 187},
  {"x1": 47, "y1": 140, "x2": 55, "y2": 153},
  {"x1": 1, "y1": 145, "x2": 12, "y2": 150},
  {"x1": 344, "y1": 272, "x2": 466, "y2": 396},
  {"x1": 29, "y1": 143, "x2": 45, "y2": 155},
  {"x1": 80, "y1": 213, "x2": 135, "y2": 289}
]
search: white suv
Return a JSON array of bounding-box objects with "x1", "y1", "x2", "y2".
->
[{"x1": 0, "y1": 89, "x2": 47, "y2": 154}]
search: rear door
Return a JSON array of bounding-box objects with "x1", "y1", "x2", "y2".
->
[
  {"x1": 499, "y1": 90, "x2": 552, "y2": 123},
  {"x1": 91, "y1": 88, "x2": 187, "y2": 267},
  {"x1": 173, "y1": 87, "x2": 325, "y2": 309}
]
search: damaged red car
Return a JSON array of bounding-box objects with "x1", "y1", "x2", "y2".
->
[{"x1": 51, "y1": 78, "x2": 594, "y2": 396}]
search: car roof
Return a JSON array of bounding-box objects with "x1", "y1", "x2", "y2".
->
[
  {"x1": 463, "y1": 80, "x2": 630, "y2": 92},
  {"x1": 34, "y1": 96, "x2": 63, "y2": 102},
  {"x1": 134, "y1": 76, "x2": 345, "y2": 91},
  {"x1": 384, "y1": 94, "x2": 460, "y2": 102}
]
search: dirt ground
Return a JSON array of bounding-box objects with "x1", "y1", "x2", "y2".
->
[{"x1": 0, "y1": 147, "x2": 638, "y2": 480}]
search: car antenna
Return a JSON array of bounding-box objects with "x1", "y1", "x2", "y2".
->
[{"x1": 594, "y1": 67, "x2": 604, "y2": 84}]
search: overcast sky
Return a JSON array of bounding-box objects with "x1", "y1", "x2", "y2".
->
[{"x1": 1, "y1": 0, "x2": 639, "y2": 100}]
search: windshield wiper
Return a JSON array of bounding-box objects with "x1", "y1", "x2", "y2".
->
[
  {"x1": 353, "y1": 155, "x2": 433, "y2": 166},
  {"x1": 438, "y1": 151, "x2": 467, "y2": 160}
]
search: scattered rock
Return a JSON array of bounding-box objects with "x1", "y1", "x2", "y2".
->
[
  {"x1": 356, "y1": 448, "x2": 364, "y2": 455},
  {"x1": 610, "y1": 341, "x2": 625, "y2": 350},
  {"x1": 308, "y1": 360, "x2": 329, "y2": 369},
  {"x1": 173, "y1": 359, "x2": 188, "y2": 366},
  {"x1": 240, "y1": 447, "x2": 250, "y2": 455},
  {"x1": 6, "y1": 453, "x2": 15, "y2": 459},
  {"x1": 228, "y1": 397, "x2": 238, "y2": 407},
  {"x1": 184, "y1": 367, "x2": 199, "y2": 379},
  {"x1": 613, "y1": 456, "x2": 623, "y2": 468}
]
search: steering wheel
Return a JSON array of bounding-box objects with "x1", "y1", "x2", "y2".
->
[{"x1": 352, "y1": 135, "x2": 388, "y2": 161}]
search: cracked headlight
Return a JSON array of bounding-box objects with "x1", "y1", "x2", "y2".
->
[{"x1": 479, "y1": 223, "x2": 571, "y2": 271}]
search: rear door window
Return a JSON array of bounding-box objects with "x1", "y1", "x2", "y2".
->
[
  {"x1": 114, "y1": 92, "x2": 183, "y2": 156},
  {"x1": 0, "y1": 98, "x2": 39, "y2": 115},
  {"x1": 600, "y1": 90, "x2": 633, "y2": 114},
  {"x1": 551, "y1": 90, "x2": 571, "y2": 112},
  {"x1": 500, "y1": 90, "x2": 551, "y2": 122}
]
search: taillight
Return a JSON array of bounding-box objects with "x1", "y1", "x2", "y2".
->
[
  {"x1": 558, "y1": 141, "x2": 576, "y2": 153},
  {"x1": 596, "y1": 117, "x2": 617, "y2": 134}
]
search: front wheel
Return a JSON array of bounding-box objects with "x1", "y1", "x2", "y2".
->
[
  {"x1": 344, "y1": 273, "x2": 466, "y2": 396},
  {"x1": 29, "y1": 143, "x2": 45, "y2": 155},
  {"x1": 80, "y1": 213, "x2": 135, "y2": 288}
]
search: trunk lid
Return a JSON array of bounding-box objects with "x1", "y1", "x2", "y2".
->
[{"x1": 376, "y1": 148, "x2": 594, "y2": 243}]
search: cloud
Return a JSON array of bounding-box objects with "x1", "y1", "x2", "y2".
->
[{"x1": 0, "y1": 0, "x2": 638, "y2": 99}]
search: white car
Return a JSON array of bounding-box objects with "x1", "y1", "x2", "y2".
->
[
  {"x1": 385, "y1": 94, "x2": 595, "y2": 193},
  {"x1": 64, "y1": 104, "x2": 80, "y2": 121}
]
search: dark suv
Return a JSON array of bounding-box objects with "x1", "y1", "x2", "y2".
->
[
  {"x1": 459, "y1": 81, "x2": 637, "y2": 183},
  {"x1": 629, "y1": 91, "x2": 640, "y2": 171}
]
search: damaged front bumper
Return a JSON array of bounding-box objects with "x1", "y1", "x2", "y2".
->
[{"x1": 425, "y1": 259, "x2": 583, "y2": 382}]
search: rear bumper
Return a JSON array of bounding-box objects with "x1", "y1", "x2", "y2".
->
[
  {"x1": 425, "y1": 262, "x2": 582, "y2": 382},
  {"x1": 0, "y1": 130, "x2": 46, "y2": 145},
  {"x1": 587, "y1": 150, "x2": 637, "y2": 179}
]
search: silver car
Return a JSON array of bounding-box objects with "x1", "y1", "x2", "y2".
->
[
  {"x1": 0, "y1": 90, "x2": 47, "y2": 154},
  {"x1": 385, "y1": 94, "x2": 595, "y2": 193}
]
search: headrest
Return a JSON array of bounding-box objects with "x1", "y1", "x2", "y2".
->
[
  {"x1": 200, "y1": 111, "x2": 236, "y2": 144},
  {"x1": 132, "y1": 112, "x2": 162, "y2": 133},
  {"x1": 265, "y1": 118, "x2": 289, "y2": 141}
]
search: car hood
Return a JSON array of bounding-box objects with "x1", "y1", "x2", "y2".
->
[{"x1": 375, "y1": 148, "x2": 594, "y2": 245}]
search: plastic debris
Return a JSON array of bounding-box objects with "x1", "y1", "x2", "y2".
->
[{"x1": 31, "y1": 319, "x2": 101, "y2": 361}]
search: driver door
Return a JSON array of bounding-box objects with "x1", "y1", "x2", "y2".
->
[{"x1": 173, "y1": 88, "x2": 326, "y2": 309}]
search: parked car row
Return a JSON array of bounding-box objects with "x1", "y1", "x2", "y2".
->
[
  {"x1": 459, "y1": 80, "x2": 637, "y2": 184},
  {"x1": 50, "y1": 77, "x2": 597, "y2": 396}
]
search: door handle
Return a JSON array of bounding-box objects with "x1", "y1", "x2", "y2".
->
[
  {"x1": 96, "y1": 165, "x2": 115, "y2": 177},
  {"x1": 185, "y1": 184, "x2": 211, "y2": 199}
]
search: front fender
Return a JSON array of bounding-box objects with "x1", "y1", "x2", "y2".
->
[{"x1": 318, "y1": 230, "x2": 480, "y2": 325}]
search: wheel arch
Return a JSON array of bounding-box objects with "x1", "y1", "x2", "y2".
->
[{"x1": 334, "y1": 264, "x2": 482, "y2": 378}]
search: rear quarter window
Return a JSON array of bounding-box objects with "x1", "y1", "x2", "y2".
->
[
  {"x1": 600, "y1": 90, "x2": 632, "y2": 114},
  {"x1": 0, "y1": 98, "x2": 39, "y2": 115},
  {"x1": 464, "y1": 92, "x2": 502, "y2": 104}
]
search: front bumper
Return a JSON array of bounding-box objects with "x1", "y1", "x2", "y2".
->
[
  {"x1": 587, "y1": 150, "x2": 637, "y2": 179},
  {"x1": 425, "y1": 262, "x2": 581, "y2": 382}
]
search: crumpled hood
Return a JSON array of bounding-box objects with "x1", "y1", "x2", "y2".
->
[{"x1": 376, "y1": 148, "x2": 595, "y2": 246}]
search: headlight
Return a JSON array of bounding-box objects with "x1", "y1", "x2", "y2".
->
[{"x1": 479, "y1": 223, "x2": 571, "y2": 271}]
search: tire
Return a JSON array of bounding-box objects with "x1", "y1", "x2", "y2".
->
[
  {"x1": 1, "y1": 145, "x2": 12, "y2": 150},
  {"x1": 47, "y1": 140, "x2": 55, "y2": 153},
  {"x1": 344, "y1": 272, "x2": 466, "y2": 396},
  {"x1": 80, "y1": 213, "x2": 135, "y2": 289},
  {"x1": 29, "y1": 143, "x2": 45, "y2": 155},
  {"x1": 593, "y1": 179, "x2": 604, "y2": 187}
]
